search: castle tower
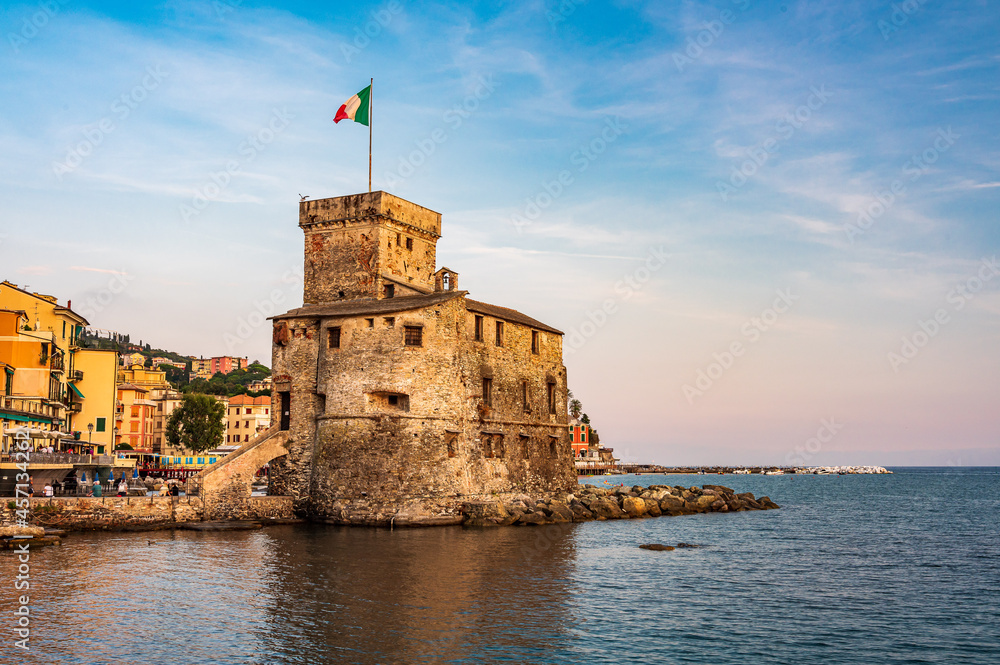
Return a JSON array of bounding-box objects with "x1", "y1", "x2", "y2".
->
[{"x1": 299, "y1": 191, "x2": 442, "y2": 305}]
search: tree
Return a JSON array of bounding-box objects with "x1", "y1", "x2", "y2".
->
[
  {"x1": 166, "y1": 394, "x2": 225, "y2": 454},
  {"x1": 581, "y1": 413, "x2": 591, "y2": 425},
  {"x1": 569, "y1": 399, "x2": 583, "y2": 420}
]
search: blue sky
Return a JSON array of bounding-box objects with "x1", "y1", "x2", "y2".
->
[{"x1": 1, "y1": 0, "x2": 998, "y2": 465}]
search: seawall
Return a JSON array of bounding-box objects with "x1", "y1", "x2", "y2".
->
[{"x1": 3, "y1": 496, "x2": 294, "y2": 531}]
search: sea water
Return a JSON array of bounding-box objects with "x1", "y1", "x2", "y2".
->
[{"x1": 3, "y1": 467, "x2": 998, "y2": 664}]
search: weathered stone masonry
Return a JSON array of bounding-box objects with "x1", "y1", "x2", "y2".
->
[{"x1": 269, "y1": 191, "x2": 578, "y2": 523}]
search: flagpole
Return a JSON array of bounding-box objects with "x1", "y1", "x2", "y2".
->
[{"x1": 369, "y1": 77, "x2": 373, "y2": 193}]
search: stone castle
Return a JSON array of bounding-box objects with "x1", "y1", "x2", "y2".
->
[{"x1": 266, "y1": 191, "x2": 577, "y2": 524}]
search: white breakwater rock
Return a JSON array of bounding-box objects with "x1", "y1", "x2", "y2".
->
[{"x1": 797, "y1": 466, "x2": 892, "y2": 475}]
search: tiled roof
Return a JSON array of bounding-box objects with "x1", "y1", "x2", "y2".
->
[
  {"x1": 272, "y1": 291, "x2": 467, "y2": 320},
  {"x1": 464, "y1": 299, "x2": 562, "y2": 335}
]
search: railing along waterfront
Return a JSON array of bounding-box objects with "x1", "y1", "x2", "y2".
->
[{"x1": 0, "y1": 453, "x2": 113, "y2": 465}]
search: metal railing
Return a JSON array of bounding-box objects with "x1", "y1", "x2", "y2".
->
[{"x1": 0, "y1": 453, "x2": 113, "y2": 465}]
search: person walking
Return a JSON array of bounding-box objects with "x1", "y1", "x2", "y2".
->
[{"x1": 43, "y1": 482, "x2": 53, "y2": 497}]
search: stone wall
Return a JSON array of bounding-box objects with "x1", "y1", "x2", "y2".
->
[
  {"x1": 1, "y1": 496, "x2": 294, "y2": 531},
  {"x1": 198, "y1": 427, "x2": 291, "y2": 519}
]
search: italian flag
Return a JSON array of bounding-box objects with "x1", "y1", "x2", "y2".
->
[{"x1": 334, "y1": 85, "x2": 371, "y2": 126}]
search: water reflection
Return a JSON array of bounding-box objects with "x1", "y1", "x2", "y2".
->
[{"x1": 4, "y1": 524, "x2": 579, "y2": 665}]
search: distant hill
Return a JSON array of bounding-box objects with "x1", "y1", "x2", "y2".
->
[{"x1": 79, "y1": 328, "x2": 270, "y2": 396}]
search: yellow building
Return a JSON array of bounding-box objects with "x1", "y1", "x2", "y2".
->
[
  {"x1": 121, "y1": 352, "x2": 146, "y2": 367},
  {"x1": 0, "y1": 309, "x2": 64, "y2": 449},
  {"x1": 225, "y1": 395, "x2": 271, "y2": 444},
  {"x1": 0, "y1": 281, "x2": 89, "y2": 434},
  {"x1": 72, "y1": 348, "x2": 119, "y2": 453}
]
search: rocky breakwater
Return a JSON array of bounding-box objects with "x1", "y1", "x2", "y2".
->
[{"x1": 462, "y1": 484, "x2": 779, "y2": 526}]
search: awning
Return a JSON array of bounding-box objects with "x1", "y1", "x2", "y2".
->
[{"x1": 67, "y1": 383, "x2": 85, "y2": 399}]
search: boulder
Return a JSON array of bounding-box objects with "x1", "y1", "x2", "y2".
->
[
  {"x1": 621, "y1": 496, "x2": 647, "y2": 518},
  {"x1": 541, "y1": 501, "x2": 574, "y2": 523},
  {"x1": 570, "y1": 502, "x2": 594, "y2": 521},
  {"x1": 0, "y1": 525, "x2": 44, "y2": 538},
  {"x1": 758, "y1": 496, "x2": 780, "y2": 509},
  {"x1": 659, "y1": 496, "x2": 685, "y2": 512},
  {"x1": 589, "y1": 499, "x2": 627, "y2": 520},
  {"x1": 639, "y1": 543, "x2": 675, "y2": 551},
  {"x1": 702, "y1": 484, "x2": 734, "y2": 494},
  {"x1": 643, "y1": 498, "x2": 662, "y2": 517},
  {"x1": 515, "y1": 511, "x2": 548, "y2": 526}
]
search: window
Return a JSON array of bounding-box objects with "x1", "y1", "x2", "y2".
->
[
  {"x1": 226, "y1": 435, "x2": 230, "y2": 443},
  {"x1": 387, "y1": 395, "x2": 399, "y2": 406},
  {"x1": 130, "y1": 422, "x2": 139, "y2": 433},
  {"x1": 474, "y1": 315, "x2": 483, "y2": 342},
  {"x1": 366, "y1": 318, "x2": 374, "y2": 328},
  {"x1": 385, "y1": 284, "x2": 395, "y2": 298},
  {"x1": 96, "y1": 417, "x2": 106, "y2": 432},
  {"x1": 384, "y1": 317, "x2": 395, "y2": 327},
  {"x1": 62, "y1": 321, "x2": 66, "y2": 338},
  {"x1": 495, "y1": 321, "x2": 504, "y2": 347},
  {"x1": 521, "y1": 381, "x2": 530, "y2": 413},
  {"x1": 396, "y1": 232, "x2": 401, "y2": 245},
  {"x1": 494, "y1": 435, "x2": 505, "y2": 458},
  {"x1": 328, "y1": 326, "x2": 341, "y2": 349},
  {"x1": 245, "y1": 408, "x2": 251, "y2": 415},
  {"x1": 404, "y1": 326, "x2": 422, "y2": 346},
  {"x1": 482, "y1": 377, "x2": 492, "y2": 407},
  {"x1": 244, "y1": 435, "x2": 249, "y2": 442},
  {"x1": 405, "y1": 237, "x2": 413, "y2": 250},
  {"x1": 547, "y1": 382, "x2": 556, "y2": 414},
  {"x1": 197, "y1": 458, "x2": 204, "y2": 465},
  {"x1": 186, "y1": 457, "x2": 193, "y2": 465},
  {"x1": 549, "y1": 439, "x2": 557, "y2": 456},
  {"x1": 131, "y1": 406, "x2": 139, "y2": 418},
  {"x1": 482, "y1": 434, "x2": 493, "y2": 458},
  {"x1": 531, "y1": 330, "x2": 539, "y2": 354}
]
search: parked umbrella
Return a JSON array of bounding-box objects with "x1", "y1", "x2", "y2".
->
[{"x1": 80, "y1": 471, "x2": 87, "y2": 483}]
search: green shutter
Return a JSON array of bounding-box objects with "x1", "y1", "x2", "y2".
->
[{"x1": 96, "y1": 417, "x2": 106, "y2": 432}]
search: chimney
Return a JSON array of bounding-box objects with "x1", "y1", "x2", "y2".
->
[{"x1": 68, "y1": 299, "x2": 72, "y2": 310}]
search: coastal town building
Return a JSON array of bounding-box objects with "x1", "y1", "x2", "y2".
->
[
  {"x1": 0, "y1": 282, "x2": 120, "y2": 453},
  {"x1": 266, "y1": 191, "x2": 576, "y2": 516},
  {"x1": 121, "y1": 352, "x2": 146, "y2": 367},
  {"x1": 569, "y1": 419, "x2": 591, "y2": 459},
  {"x1": 247, "y1": 376, "x2": 272, "y2": 393},
  {"x1": 189, "y1": 355, "x2": 248, "y2": 381},
  {"x1": 226, "y1": 395, "x2": 271, "y2": 444}
]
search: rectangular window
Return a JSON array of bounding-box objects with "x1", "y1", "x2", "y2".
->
[
  {"x1": 547, "y1": 382, "x2": 556, "y2": 414},
  {"x1": 244, "y1": 435, "x2": 249, "y2": 442},
  {"x1": 404, "y1": 326, "x2": 422, "y2": 346},
  {"x1": 482, "y1": 377, "x2": 493, "y2": 407},
  {"x1": 328, "y1": 326, "x2": 341, "y2": 349},
  {"x1": 495, "y1": 321, "x2": 504, "y2": 347},
  {"x1": 384, "y1": 317, "x2": 395, "y2": 327},
  {"x1": 366, "y1": 318, "x2": 374, "y2": 328},
  {"x1": 405, "y1": 237, "x2": 413, "y2": 250},
  {"x1": 385, "y1": 284, "x2": 395, "y2": 298},
  {"x1": 494, "y1": 435, "x2": 505, "y2": 459},
  {"x1": 474, "y1": 315, "x2": 483, "y2": 342},
  {"x1": 96, "y1": 417, "x2": 106, "y2": 432},
  {"x1": 522, "y1": 381, "x2": 529, "y2": 413},
  {"x1": 131, "y1": 406, "x2": 139, "y2": 417},
  {"x1": 130, "y1": 422, "x2": 139, "y2": 433},
  {"x1": 209, "y1": 458, "x2": 217, "y2": 464},
  {"x1": 482, "y1": 434, "x2": 493, "y2": 459},
  {"x1": 245, "y1": 408, "x2": 251, "y2": 415},
  {"x1": 531, "y1": 330, "x2": 539, "y2": 354},
  {"x1": 197, "y1": 458, "x2": 204, "y2": 465}
]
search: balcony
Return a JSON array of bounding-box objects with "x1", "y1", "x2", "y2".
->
[
  {"x1": 50, "y1": 353, "x2": 65, "y2": 373},
  {"x1": 0, "y1": 396, "x2": 61, "y2": 421}
]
